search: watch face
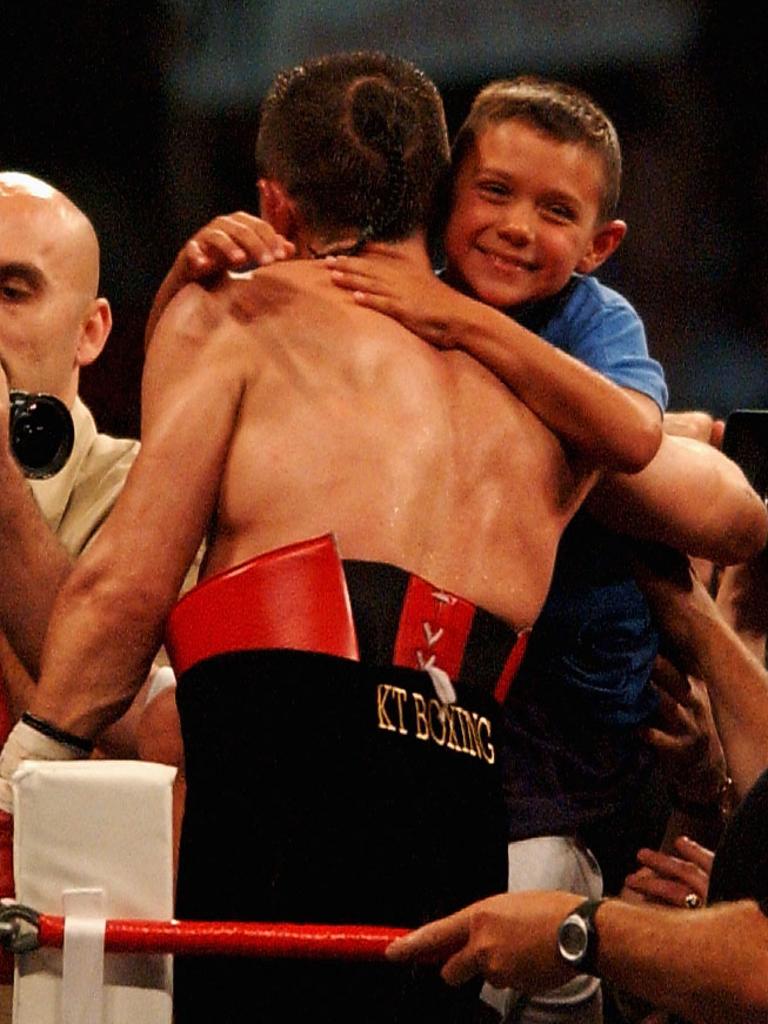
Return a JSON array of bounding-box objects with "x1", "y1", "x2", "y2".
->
[{"x1": 559, "y1": 917, "x2": 588, "y2": 961}]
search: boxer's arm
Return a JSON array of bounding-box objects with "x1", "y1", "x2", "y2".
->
[
  {"x1": 26, "y1": 285, "x2": 244, "y2": 742},
  {"x1": 387, "y1": 891, "x2": 768, "y2": 1024},
  {"x1": 326, "y1": 248, "x2": 661, "y2": 474},
  {"x1": 589, "y1": 433, "x2": 768, "y2": 565},
  {"x1": 0, "y1": 372, "x2": 73, "y2": 675}
]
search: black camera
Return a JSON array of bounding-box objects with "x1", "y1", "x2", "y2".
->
[{"x1": 8, "y1": 391, "x2": 75, "y2": 479}]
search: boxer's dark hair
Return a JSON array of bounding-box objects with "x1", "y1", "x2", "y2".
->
[
  {"x1": 256, "y1": 52, "x2": 450, "y2": 245},
  {"x1": 451, "y1": 75, "x2": 622, "y2": 221}
]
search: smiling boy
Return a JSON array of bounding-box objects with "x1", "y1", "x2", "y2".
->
[
  {"x1": 328, "y1": 76, "x2": 668, "y2": 479},
  {"x1": 443, "y1": 93, "x2": 624, "y2": 310},
  {"x1": 329, "y1": 75, "x2": 670, "y2": 1024}
]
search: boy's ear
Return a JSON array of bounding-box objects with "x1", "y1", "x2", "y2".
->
[
  {"x1": 257, "y1": 178, "x2": 299, "y2": 239},
  {"x1": 576, "y1": 219, "x2": 627, "y2": 274}
]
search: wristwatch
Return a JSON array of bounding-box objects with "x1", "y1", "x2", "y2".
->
[{"x1": 556, "y1": 898, "x2": 603, "y2": 976}]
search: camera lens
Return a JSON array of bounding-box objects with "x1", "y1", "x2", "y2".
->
[{"x1": 9, "y1": 392, "x2": 75, "y2": 479}]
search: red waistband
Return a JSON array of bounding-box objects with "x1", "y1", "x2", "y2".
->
[{"x1": 165, "y1": 534, "x2": 526, "y2": 703}]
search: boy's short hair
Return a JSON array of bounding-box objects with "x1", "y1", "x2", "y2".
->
[
  {"x1": 256, "y1": 51, "x2": 450, "y2": 244},
  {"x1": 451, "y1": 75, "x2": 622, "y2": 222}
]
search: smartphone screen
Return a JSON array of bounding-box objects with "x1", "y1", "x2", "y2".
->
[{"x1": 722, "y1": 409, "x2": 768, "y2": 500}]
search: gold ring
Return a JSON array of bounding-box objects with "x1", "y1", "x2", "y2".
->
[{"x1": 684, "y1": 892, "x2": 702, "y2": 910}]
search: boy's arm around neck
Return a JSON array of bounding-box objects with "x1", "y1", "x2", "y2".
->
[
  {"x1": 446, "y1": 294, "x2": 662, "y2": 473},
  {"x1": 326, "y1": 249, "x2": 661, "y2": 473}
]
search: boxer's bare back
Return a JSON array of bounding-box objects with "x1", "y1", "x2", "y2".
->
[
  {"x1": 28, "y1": 239, "x2": 598, "y2": 738},
  {"x1": 149, "y1": 239, "x2": 598, "y2": 629}
]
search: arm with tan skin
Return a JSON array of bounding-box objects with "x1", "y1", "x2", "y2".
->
[
  {"x1": 0, "y1": 368, "x2": 74, "y2": 674},
  {"x1": 26, "y1": 285, "x2": 243, "y2": 742},
  {"x1": 664, "y1": 409, "x2": 768, "y2": 660},
  {"x1": 325, "y1": 245, "x2": 661, "y2": 473},
  {"x1": 589, "y1": 432, "x2": 768, "y2": 565},
  {"x1": 635, "y1": 550, "x2": 768, "y2": 801},
  {"x1": 715, "y1": 550, "x2": 768, "y2": 664},
  {"x1": 387, "y1": 890, "x2": 768, "y2": 1024},
  {"x1": 618, "y1": 655, "x2": 720, "y2": 910}
]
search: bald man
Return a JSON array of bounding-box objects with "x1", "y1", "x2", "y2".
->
[
  {"x1": 0, "y1": 171, "x2": 138, "y2": 1017},
  {"x1": 0, "y1": 172, "x2": 139, "y2": 718}
]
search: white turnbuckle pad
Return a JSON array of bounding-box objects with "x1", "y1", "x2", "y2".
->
[{"x1": 11, "y1": 760, "x2": 175, "y2": 1024}]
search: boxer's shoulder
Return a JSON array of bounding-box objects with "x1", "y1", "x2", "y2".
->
[{"x1": 221, "y1": 260, "x2": 336, "y2": 321}]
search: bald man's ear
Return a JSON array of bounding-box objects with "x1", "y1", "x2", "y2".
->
[
  {"x1": 75, "y1": 298, "x2": 112, "y2": 368},
  {"x1": 258, "y1": 178, "x2": 298, "y2": 239}
]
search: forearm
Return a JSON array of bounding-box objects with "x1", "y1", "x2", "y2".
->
[
  {"x1": 691, "y1": 614, "x2": 768, "y2": 799},
  {"x1": 591, "y1": 435, "x2": 768, "y2": 564},
  {"x1": 448, "y1": 299, "x2": 661, "y2": 473},
  {"x1": 0, "y1": 450, "x2": 73, "y2": 676},
  {"x1": 28, "y1": 549, "x2": 173, "y2": 741},
  {"x1": 716, "y1": 557, "x2": 768, "y2": 664},
  {"x1": 597, "y1": 899, "x2": 768, "y2": 1023}
]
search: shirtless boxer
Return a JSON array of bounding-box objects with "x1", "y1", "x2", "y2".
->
[{"x1": 0, "y1": 53, "x2": 606, "y2": 1022}]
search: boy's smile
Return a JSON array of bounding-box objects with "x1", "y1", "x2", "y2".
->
[{"x1": 443, "y1": 119, "x2": 614, "y2": 310}]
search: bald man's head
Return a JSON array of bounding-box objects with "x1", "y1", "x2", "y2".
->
[
  {"x1": 0, "y1": 172, "x2": 111, "y2": 403},
  {"x1": 0, "y1": 172, "x2": 102, "y2": 298}
]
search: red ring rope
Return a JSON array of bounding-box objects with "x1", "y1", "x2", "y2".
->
[{"x1": 36, "y1": 916, "x2": 408, "y2": 959}]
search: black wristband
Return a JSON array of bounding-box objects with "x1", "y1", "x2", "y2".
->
[{"x1": 21, "y1": 712, "x2": 94, "y2": 755}]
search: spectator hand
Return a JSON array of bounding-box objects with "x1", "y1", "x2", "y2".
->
[
  {"x1": 622, "y1": 835, "x2": 713, "y2": 909},
  {"x1": 386, "y1": 890, "x2": 582, "y2": 992},
  {"x1": 641, "y1": 655, "x2": 728, "y2": 810}
]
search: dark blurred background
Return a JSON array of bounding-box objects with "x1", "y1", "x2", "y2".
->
[{"x1": 3, "y1": 2, "x2": 767, "y2": 438}]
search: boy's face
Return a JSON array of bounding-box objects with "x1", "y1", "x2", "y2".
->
[{"x1": 443, "y1": 119, "x2": 613, "y2": 309}]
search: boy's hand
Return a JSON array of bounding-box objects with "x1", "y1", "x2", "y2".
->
[
  {"x1": 177, "y1": 212, "x2": 295, "y2": 282},
  {"x1": 147, "y1": 213, "x2": 295, "y2": 348},
  {"x1": 326, "y1": 246, "x2": 466, "y2": 348}
]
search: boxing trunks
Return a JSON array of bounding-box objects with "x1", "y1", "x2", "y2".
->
[{"x1": 166, "y1": 535, "x2": 524, "y2": 1023}]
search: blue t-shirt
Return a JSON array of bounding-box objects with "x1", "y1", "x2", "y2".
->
[
  {"x1": 502, "y1": 274, "x2": 669, "y2": 840},
  {"x1": 521, "y1": 274, "x2": 667, "y2": 411}
]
